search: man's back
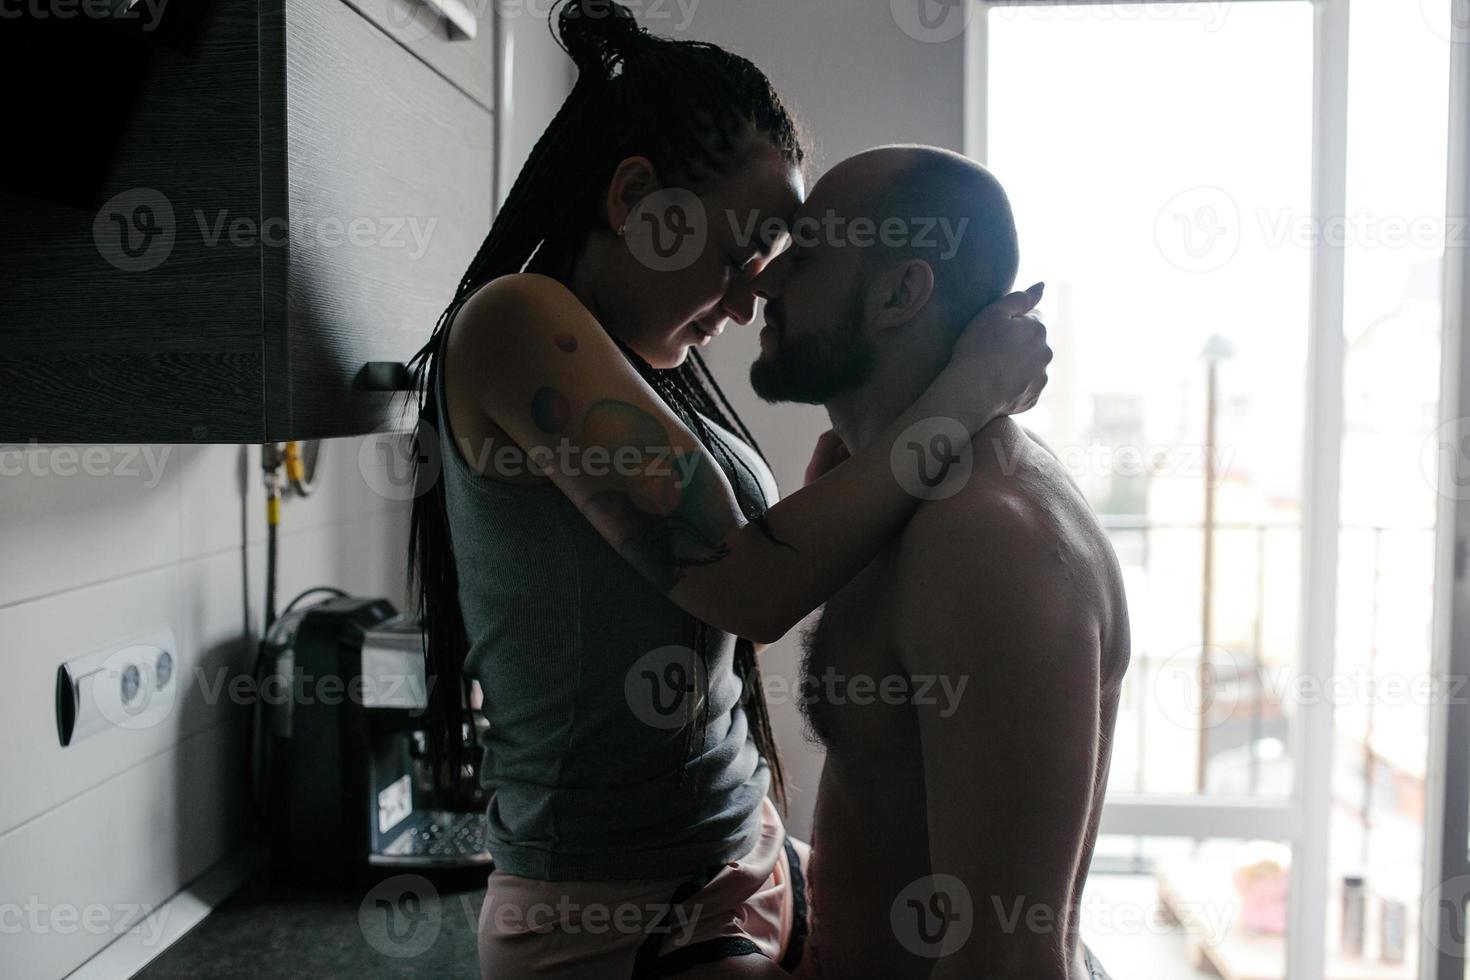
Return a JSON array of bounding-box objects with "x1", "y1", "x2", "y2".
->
[{"x1": 801, "y1": 417, "x2": 1129, "y2": 980}]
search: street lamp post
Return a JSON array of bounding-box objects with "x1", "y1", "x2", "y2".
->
[{"x1": 1199, "y1": 334, "x2": 1235, "y2": 795}]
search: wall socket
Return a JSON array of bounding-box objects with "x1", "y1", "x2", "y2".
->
[{"x1": 56, "y1": 627, "x2": 178, "y2": 747}]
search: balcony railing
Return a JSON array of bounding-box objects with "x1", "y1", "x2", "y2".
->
[{"x1": 1096, "y1": 516, "x2": 1436, "y2": 804}]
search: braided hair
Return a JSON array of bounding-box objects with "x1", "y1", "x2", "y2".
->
[{"x1": 407, "y1": 0, "x2": 805, "y2": 812}]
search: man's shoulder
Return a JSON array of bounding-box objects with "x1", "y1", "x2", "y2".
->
[
  {"x1": 889, "y1": 471, "x2": 1054, "y2": 666},
  {"x1": 896, "y1": 452, "x2": 1053, "y2": 582},
  {"x1": 892, "y1": 424, "x2": 1115, "y2": 626}
]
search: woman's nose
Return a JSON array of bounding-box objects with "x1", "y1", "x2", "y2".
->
[
  {"x1": 749, "y1": 256, "x2": 783, "y2": 302},
  {"x1": 722, "y1": 278, "x2": 759, "y2": 325}
]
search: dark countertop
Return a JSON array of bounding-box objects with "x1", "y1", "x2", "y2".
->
[{"x1": 135, "y1": 869, "x2": 487, "y2": 980}]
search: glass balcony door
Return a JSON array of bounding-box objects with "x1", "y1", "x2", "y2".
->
[{"x1": 972, "y1": 2, "x2": 1456, "y2": 977}]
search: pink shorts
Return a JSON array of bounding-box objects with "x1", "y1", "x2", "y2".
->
[{"x1": 477, "y1": 796, "x2": 811, "y2": 978}]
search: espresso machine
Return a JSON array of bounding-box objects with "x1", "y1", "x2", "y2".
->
[{"x1": 256, "y1": 596, "x2": 492, "y2": 880}]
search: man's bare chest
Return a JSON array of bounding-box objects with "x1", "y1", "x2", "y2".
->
[{"x1": 802, "y1": 554, "x2": 923, "y2": 758}]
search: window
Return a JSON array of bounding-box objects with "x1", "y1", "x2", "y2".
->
[{"x1": 975, "y1": 2, "x2": 1456, "y2": 977}]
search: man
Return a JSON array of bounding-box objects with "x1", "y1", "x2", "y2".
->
[{"x1": 747, "y1": 146, "x2": 1130, "y2": 979}]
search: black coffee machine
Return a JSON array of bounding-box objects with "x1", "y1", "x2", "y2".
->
[{"x1": 257, "y1": 596, "x2": 492, "y2": 880}]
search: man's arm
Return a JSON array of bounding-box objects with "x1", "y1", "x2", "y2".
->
[
  {"x1": 893, "y1": 496, "x2": 1102, "y2": 979},
  {"x1": 451, "y1": 274, "x2": 1047, "y2": 644}
]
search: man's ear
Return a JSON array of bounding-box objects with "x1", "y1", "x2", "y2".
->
[
  {"x1": 869, "y1": 258, "x2": 936, "y2": 331},
  {"x1": 604, "y1": 156, "x2": 661, "y2": 234}
]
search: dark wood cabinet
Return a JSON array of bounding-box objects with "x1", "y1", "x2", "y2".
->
[{"x1": 0, "y1": 0, "x2": 495, "y2": 444}]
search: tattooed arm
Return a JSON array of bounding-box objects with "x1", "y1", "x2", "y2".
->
[{"x1": 448, "y1": 273, "x2": 1047, "y2": 643}]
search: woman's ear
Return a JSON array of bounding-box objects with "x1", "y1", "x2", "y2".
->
[
  {"x1": 870, "y1": 258, "x2": 936, "y2": 331},
  {"x1": 604, "y1": 156, "x2": 661, "y2": 234}
]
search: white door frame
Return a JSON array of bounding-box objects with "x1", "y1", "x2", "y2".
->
[{"x1": 1422, "y1": 3, "x2": 1470, "y2": 978}]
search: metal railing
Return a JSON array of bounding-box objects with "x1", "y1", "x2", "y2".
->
[{"x1": 1097, "y1": 516, "x2": 1436, "y2": 802}]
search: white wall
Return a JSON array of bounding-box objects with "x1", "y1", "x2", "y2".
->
[
  {"x1": 0, "y1": 440, "x2": 412, "y2": 978},
  {"x1": 669, "y1": 1, "x2": 970, "y2": 839},
  {"x1": 498, "y1": 1, "x2": 576, "y2": 198}
]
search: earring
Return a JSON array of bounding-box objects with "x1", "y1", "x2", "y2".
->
[{"x1": 616, "y1": 222, "x2": 627, "y2": 237}]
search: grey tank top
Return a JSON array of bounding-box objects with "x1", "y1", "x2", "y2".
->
[{"x1": 435, "y1": 310, "x2": 778, "y2": 881}]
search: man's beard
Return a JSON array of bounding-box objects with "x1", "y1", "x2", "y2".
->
[{"x1": 749, "y1": 289, "x2": 875, "y2": 405}]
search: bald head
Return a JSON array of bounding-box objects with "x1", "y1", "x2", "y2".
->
[{"x1": 827, "y1": 145, "x2": 1019, "y2": 328}]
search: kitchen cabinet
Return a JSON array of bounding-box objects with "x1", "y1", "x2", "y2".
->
[{"x1": 0, "y1": 0, "x2": 496, "y2": 443}]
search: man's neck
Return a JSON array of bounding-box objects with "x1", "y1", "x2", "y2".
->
[{"x1": 826, "y1": 351, "x2": 944, "y2": 456}]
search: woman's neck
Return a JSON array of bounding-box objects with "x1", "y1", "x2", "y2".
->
[
  {"x1": 563, "y1": 236, "x2": 614, "y2": 333},
  {"x1": 550, "y1": 232, "x2": 658, "y2": 367}
]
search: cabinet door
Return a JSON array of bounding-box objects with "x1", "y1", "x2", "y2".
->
[
  {"x1": 273, "y1": 0, "x2": 495, "y2": 440},
  {"x1": 0, "y1": 4, "x2": 267, "y2": 444},
  {"x1": 339, "y1": 0, "x2": 496, "y2": 110}
]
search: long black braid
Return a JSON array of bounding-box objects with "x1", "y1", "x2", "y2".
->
[{"x1": 406, "y1": 0, "x2": 805, "y2": 812}]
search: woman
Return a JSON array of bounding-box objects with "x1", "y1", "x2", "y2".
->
[{"x1": 406, "y1": 3, "x2": 1049, "y2": 977}]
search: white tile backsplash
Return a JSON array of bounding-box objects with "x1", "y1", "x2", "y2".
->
[
  {"x1": 0, "y1": 444, "x2": 183, "y2": 609},
  {"x1": 0, "y1": 435, "x2": 409, "y2": 978},
  {"x1": 176, "y1": 444, "x2": 256, "y2": 561},
  {"x1": 0, "y1": 721, "x2": 246, "y2": 980}
]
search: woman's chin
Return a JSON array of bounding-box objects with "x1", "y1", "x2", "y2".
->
[
  {"x1": 646, "y1": 345, "x2": 689, "y2": 370},
  {"x1": 661, "y1": 332, "x2": 715, "y2": 368}
]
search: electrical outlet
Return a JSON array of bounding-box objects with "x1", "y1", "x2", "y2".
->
[{"x1": 55, "y1": 628, "x2": 178, "y2": 747}]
